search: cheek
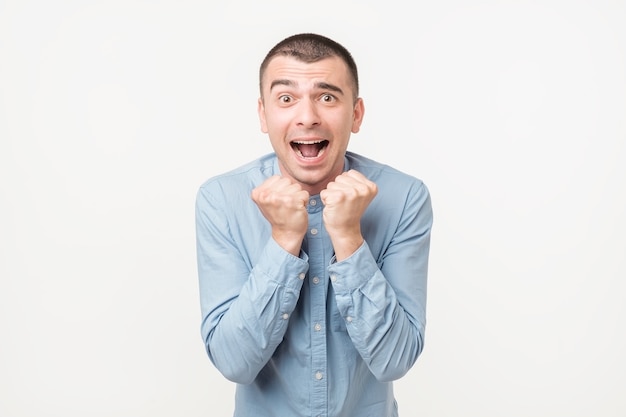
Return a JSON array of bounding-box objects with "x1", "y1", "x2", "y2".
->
[
  {"x1": 263, "y1": 114, "x2": 292, "y2": 140},
  {"x1": 263, "y1": 109, "x2": 289, "y2": 128},
  {"x1": 264, "y1": 117, "x2": 284, "y2": 134},
  {"x1": 332, "y1": 112, "x2": 357, "y2": 133}
]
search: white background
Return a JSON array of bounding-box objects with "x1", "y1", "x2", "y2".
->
[{"x1": 1, "y1": 0, "x2": 625, "y2": 416}]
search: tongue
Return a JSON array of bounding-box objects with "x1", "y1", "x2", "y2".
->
[{"x1": 299, "y1": 144, "x2": 320, "y2": 157}]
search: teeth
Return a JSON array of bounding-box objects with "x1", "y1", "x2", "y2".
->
[
  {"x1": 291, "y1": 139, "x2": 327, "y2": 159},
  {"x1": 292, "y1": 140, "x2": 324, "y2": 145}
]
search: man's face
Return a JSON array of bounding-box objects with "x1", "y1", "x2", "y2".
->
[{"x1": 258, "y1": 55, "x2": 364, "y2": 195}]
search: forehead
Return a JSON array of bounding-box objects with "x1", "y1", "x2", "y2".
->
[{"x1": 262, "y1": 55, "x2": 352, "y2": 91}]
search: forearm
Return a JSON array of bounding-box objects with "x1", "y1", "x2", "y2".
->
[
  {"x1": 199, "y1": 239, "x2": 308, "y2": 384},
  {"x1": 330, "y1": 242, "x2": 427, "y2": 382}
]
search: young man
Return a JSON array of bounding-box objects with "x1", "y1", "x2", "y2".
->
[{"x1": 196, "y1": 33, "x2": 433, "y2": 417}]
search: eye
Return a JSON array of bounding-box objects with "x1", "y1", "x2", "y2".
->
[
  {"x1": 321, "y1": 94, "x2": 335, "y2": 103},
  {"x1": 278, "y1": 95, "x2": 292, "y2": 104}
]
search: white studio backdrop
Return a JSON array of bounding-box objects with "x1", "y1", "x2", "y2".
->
[{"x1": 1, "y1": 1, "x2": 625, "y2": 416}]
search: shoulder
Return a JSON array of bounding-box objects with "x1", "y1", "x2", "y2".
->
[
  {"x1": 346, "y1": 151, "x2": 428, "y2": 192},
  {"x1": 197, "y1": 153, "x2": 277, "y2": 195}
]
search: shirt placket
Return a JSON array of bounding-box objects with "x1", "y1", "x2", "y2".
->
[{"x1": 306, "y1": 197, "x2": 328, "y2": 417}]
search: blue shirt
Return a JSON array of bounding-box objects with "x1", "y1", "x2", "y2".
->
[{"x1": 196, "y1": 151, "x2": 433, "y2": 417}]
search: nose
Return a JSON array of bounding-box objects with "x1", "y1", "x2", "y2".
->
[{"x1": 296, "y1": 99, "x2": 320, "y2": 127}]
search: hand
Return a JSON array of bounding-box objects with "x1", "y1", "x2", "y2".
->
[
  {"x1": 320, "y1": 170, "x2": 378, "y2": 260},
  {"x1": 251, "y1": 175, "x2": 310, "y2": 256}
]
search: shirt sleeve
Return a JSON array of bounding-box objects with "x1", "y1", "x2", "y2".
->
[
  {"x1": 195, "y1": 185, "x2": 309, "y2": 384},
  {"x1": 328, "y1": 181, "x2": 433, "y2": 382}
]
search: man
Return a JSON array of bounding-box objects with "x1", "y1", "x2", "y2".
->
[{"x1": 196, "y1": 33, "x2": 433, "y2": 417}]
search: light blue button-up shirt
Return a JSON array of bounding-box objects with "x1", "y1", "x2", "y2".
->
[{"x1": 196, "y1": 151, "x2": 433, "y2": 417}]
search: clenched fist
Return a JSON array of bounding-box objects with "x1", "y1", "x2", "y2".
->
[
  {"x1": 251, "y1": 175, "x2": 310, "y2": 256},
  {"x1": 320, "y1": 170, "x2": 378, "y2": 260}
]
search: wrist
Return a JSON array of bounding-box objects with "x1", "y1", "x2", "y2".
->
[
  {"x1": 329, "y1": 233, "x2": 364, "y2": 261},
  {"x1": 272, "y1": 231, "x2": 305, "y2": 257}
]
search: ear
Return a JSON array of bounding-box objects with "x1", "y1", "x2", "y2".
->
[
  {"x1": 258, "y1": 97, "x2": 268, "y2": 133},
  {"x1": 351, "y1": 98, "x2": 365, "y2": 133}
]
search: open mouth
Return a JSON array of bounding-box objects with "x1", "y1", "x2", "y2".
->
[{"x1": 291, "y1": 140, "x2": 329, "y2": 159}]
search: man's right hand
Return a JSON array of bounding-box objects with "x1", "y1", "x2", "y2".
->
[{"x1": 251, "y1": 176, "x2": 310, "y2": 256}]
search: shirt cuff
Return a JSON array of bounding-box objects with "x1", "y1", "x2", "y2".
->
[
  {"x1": 255, "y1": 238, "x2": 310, "y2": 291},
  {"x1": 328, "y1": 240, "x2": 378, "y2": 294}
]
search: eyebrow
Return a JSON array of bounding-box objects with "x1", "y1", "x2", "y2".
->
[
  {"x1": 269, "y1": 79, "x2": 345, "y2": 96},
  {"x1": 316, "y1": 82, "x2": 344, "y2": 95}
]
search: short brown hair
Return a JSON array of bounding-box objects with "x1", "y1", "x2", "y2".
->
[{"x1": 259, "y1": 33, "x2": 359, "y2": 102}]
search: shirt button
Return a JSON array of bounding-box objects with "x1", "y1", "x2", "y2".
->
[
  {"x1": 310, "y1": 228, "x2": 318, "y2": 235},
  {"x1": 298, "y1": 272, "x2": 305, "y2": 280},
  {"x1": 309, "y1": 199, "x2": 317, "y2": 206},
  {"x1": 330, "y1": 274, "x2": 337, "y2": 282},
  {"x1": 346, "y1": 316, "x2": 353, "y2": 323},
  {"x1": 314, "y1": 323, "x2": 322, "y2": 331},
  {"x1": 282, "y1": 313, "x2": 289, "y2": 320},
  {"x1": 312, "y1": 277, "x2": 320, "y2": 284},
  {"x1": 315, "y1": 371, "x2": 323, "y2": 380}
]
